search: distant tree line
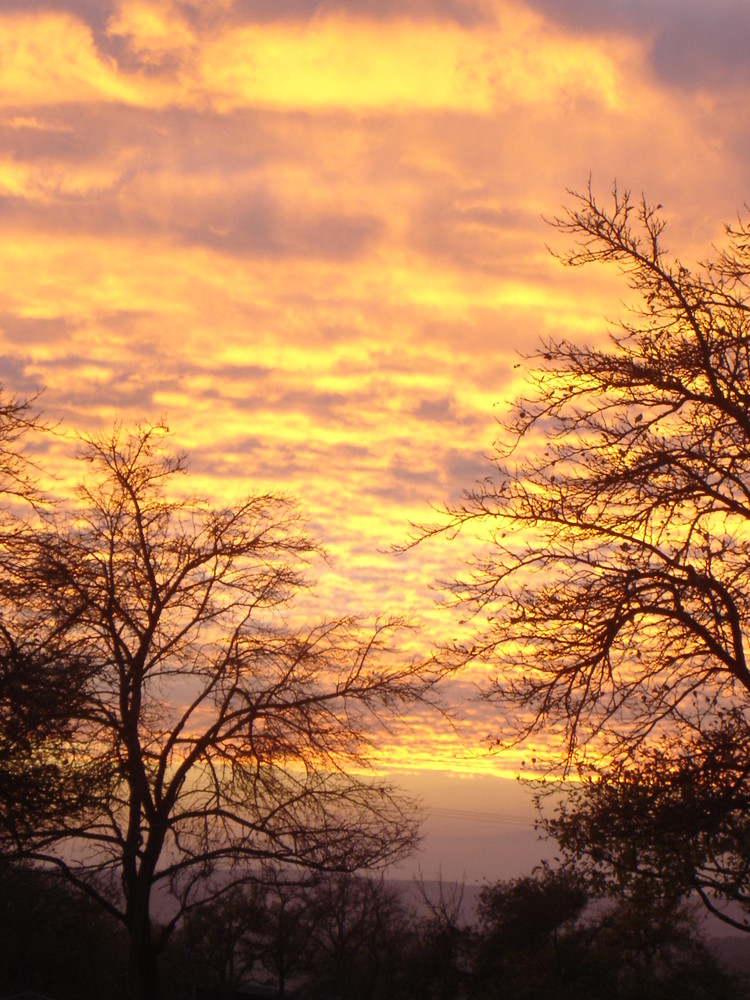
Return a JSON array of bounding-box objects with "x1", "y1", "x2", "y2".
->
[{"x1": 0, "y1": 858, "x2": 744, "y2": 1000}]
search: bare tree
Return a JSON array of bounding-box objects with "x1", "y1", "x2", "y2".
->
[
  {"x1": 0, "y1": 388, "x2": 47, "y2": 511},
  {"x1": 410, "y1": 182, "x2": 750, "y2": 774},
  {"x1": 305, "y1": 870, "x2": 411, "y2": 1000},
  {"x1": 15, "y1": 423, "x2": 442, "y2": 1000},
  {"x1": 170, "y1": 881, "x2": 266, "y2": 999},
  {"x1": 411, "y1": 874, "x2": 473, "y2": 1000},
  {"x1": 255, "y1": 864, "x2": 318, "y2": 998},
  {"x1": 0, "y1": 390, "x2": 94, "y2": 846}
]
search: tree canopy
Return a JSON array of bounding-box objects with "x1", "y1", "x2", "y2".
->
[
  {"x1": 542, "y1": 712, "x2": 750, "y2": 932},
  {"x1": 405, "y1": 183, "x2": 750, "y2": 929},
  {"x1": 0, "y1": 421, "x2": 445, "y2": 999},
  {"x1": 412, "y1": 183, "x2": 750, "y2": 771},
  {"x1": 0, "y1": 392, "x2": 94, "y2": 844}
]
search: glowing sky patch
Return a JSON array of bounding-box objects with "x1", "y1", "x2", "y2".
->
[
  {"x1": 0, "y1": 13, "x2": 150, "y2": 106},
  {"x1": 1, "y1": 0, "x2": 748, "y2": 789}
]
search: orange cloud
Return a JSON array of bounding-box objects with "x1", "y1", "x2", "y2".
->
[
  {"x1": 0, "y1": 6, "x2": 628, "y2": 115},
  {"x1": 2, "y1": 0, "x2": 749, "y2": 778},
  {"x1": 194, "y1": 12, "x2": 627, "y2": 113},
  {"x1": 107, "y1": 0, "x2": 198, "y2": 67},
  {"x1": 0, "y1": 14, "x2": 147, "y2": 106}
]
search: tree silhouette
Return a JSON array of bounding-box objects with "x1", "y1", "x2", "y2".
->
[
  {"x1": 14, "y1": 423, "x2": 442, "y2": 1000},
  {"x1": 306, "y1": 871, "x2": 410, "y2": 1000},
  {"x1": 168, "y1": 881, "x2": 266, "y2": 998},
  {"x1": 0, "y1": 390, "x2": 96, "y2": 847},
  {"x1": 543, "y1": 712, "x2": 750, "y2": 932},
  {"x1": 407, "y1": 875, "x2": 473, "y2": 1000},
  {"x1": 474, "y1": 865, "x2": 742, "y2": 1000},
  {"x1": 0, "y1": 862, "x2": 127, "y2": 999},
  {"x1": 0, "y1": 388, "x2": 46, "y2": 511},
  {"x1": 254, "y1": 866, "x2": 317, "y2": 999},
  {"x1": 410, "y1": 183, "x2": 750, "y2": 773}
]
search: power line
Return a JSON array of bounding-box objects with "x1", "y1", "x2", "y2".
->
[{"x1": 426, "y1": 806, "x2": 535, "y2": 828}]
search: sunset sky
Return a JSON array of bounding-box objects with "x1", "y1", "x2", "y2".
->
[{"x1": 3, "y1": 0, "x2": 750, "y2": 879}]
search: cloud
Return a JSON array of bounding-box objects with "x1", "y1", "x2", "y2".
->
[
  {"x1": 225, "y1": 0, "x2": 494, "y2": 27},
  {"x1": 0, "y1": 181, "x2": 384, "y2": 265},
  {"x1": 0, "y1": 353, "x2": 47, "y2": 397},
  {"x1": 443, "y1": 447, "x2": 494, "y2": 499},
  {"x1": 178, "y1": 201, "x2": 385, "y2": 261},
  {"x1": 0, "y1": 312, "x2": 76, "y2": 346},
  {"x1": 7, "y1": 0, "x2": 744, "y2": 118},
  {"x1": 413, "y1": 395, "x2": 460, "y2": 423},
  {"x1": 522, "y1": 0, "x2": 750, "y2": 92},
  {"x1": 0, "y1": 4, "x2": 626, "y2": 115},
  {"x1": 520, "y1": 0, "x2": 657, "y2": 35},
  {"x1": 195, "y1": 12, "x2": 624, "y2": 113},
  {"x1": 0, "y1": 12, "x2": 158, "y2": 107},
  {"x1": 650, "y1": 7, "x2": 750, "y2": 90},
  {"x1": 0, "y1": 0, "x2": 115, "y2": 30},
  {"x1": 408, "y1": 192, "x2": 545, "y2": 276},
  {"x1": 3, "y1": 0, "x2": 750, "y2": 777}
]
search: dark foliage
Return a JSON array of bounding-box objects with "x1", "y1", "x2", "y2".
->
[
  {"x1": 542, "y1": 711, "x2": 750, "y2": 931},
  {"x1": 0, "y1": 862, "x2": 127, "y2": 999},
  {"x1": 0, "y1": 391, "x2": 95, "y2": 845},
  {"x1": 2, "y1": 858, "x2": 743, "y2": 1000},
  {"x1": 473, "y1": 865, "x2": 742, "y2": 1000}
]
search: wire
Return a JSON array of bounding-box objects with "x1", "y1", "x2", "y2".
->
[{"x1": 425, "y1": 806, "x2": 535, "y2": 828}]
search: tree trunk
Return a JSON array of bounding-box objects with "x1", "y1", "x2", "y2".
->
[{"x1": 126, "y1": 886, "x2": 160, "y2": 1000}]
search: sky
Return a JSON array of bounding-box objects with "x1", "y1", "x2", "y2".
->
[{"x1": 2, "y1": 0, "x2": 750, "y2": 880}]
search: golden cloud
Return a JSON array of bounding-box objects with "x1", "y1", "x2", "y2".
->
[
  {"x1": 197, "y1": 14, "x2": 626, "y2": 113},
  {"x1": 0, "y1": 14, "x2": 147, "y2": 106},
  {"x1": 0, "y1": 7, "x2": 627, "y2": 114}
]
